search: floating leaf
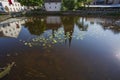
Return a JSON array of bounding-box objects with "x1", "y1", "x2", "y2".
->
[{"x1": 24, "y1": 42, "x2": 28, "y2": 45}]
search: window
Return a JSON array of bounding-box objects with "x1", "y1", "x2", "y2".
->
[
  {"x1": 0, "y1": 3, "x2": 2, "y2": 6},
  {"x1": 5, "y1": 31, "x2": 8, "y2": 33},
  {"x1": 8, "y1": 23, "x2": 10, "y2": 26},
  {"x1": 1, "y1": 8, "x2": 4, "y2": 11}
]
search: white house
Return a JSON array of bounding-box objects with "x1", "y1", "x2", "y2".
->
[
  {"x1": 93, "y1": 0, "x2": 120, "y2": 4},
  {"x1": 0, "y1": 0, "x2": 24, "y2": 12},
  {"x1": 44, "y1": 0, "x2": 62, "y2": 11}
]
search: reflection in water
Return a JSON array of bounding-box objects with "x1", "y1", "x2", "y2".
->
[
  {"x1": 1, "y1": 16, "x2": 120, "y2": 80},
  {"x1": 85, "y1": 17, "x2": 120, "y2": 34},
  {"x1": 24, "y1": 16, "x2": 89, "y2": 48},
  {"x1": 0, "y1": 19, "x2": 25, "y2": 38},
  {"x1": 62, "y1": 16, "x2": 74, "y2": 47},
  {"x1": 25, "y1": 17, "x2": 46, "y2": 35}
]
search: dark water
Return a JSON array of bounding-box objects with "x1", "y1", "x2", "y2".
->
[{"x1": 0, "y1": 16, "x2": 120, "y2": 80}]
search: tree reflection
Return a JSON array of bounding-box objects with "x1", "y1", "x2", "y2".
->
[
  {"x1": 75, "y1": 16, "x2": 88, "y2": 31},
  {"x1": 25, "y1": 17, "x2": 46, "y2": 35},
  {"x1": 24, "y1": 16, "x2": 89, "y2": 47},
  {"x1": 62, "y1": 16, "x2": 74, "y2": 47}
]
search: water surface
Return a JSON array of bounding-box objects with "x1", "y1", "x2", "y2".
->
[{"x1": 0, "y1": 16, "x2": 120, "y2": 80}]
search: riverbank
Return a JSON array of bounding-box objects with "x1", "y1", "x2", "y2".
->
[
  {"x1": 0, "y1": 15, "x2": 11, "y2": 21},
  {"x1": 25, "y1": 8, "x2": 120, "y2": 17},
  {"x1": 0, "y1": 8, "x2": 120, "y2": 21}
]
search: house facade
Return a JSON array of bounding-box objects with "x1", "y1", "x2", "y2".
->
[
  {"x1": 44, "y1": 0, "x2": 62, "y2": 11},
  {"x1": 0, "y1": 0, "x2": 24, "y2": 12},
  {"x1": 93, "y1": 0, "x2": 120, "y2": 5}
]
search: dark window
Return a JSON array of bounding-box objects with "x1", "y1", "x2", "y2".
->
[
  {"x1": 1, "y1": 8, "x2": 4, "y2": 11},
  {"x1": 5, "y1": 31, "x2": 8, "y2": 33},
  {"x1": 0, "y1": 3, "x2": 2, "y2": 6},
  {"x1": 8, "y1": 23, "x2": 10, "y2": 26}
]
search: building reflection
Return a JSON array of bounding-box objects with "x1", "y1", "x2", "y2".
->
[
  {"x1": 46, "y1": 16, "x2": 62, "y2": 37},
  {"x1": 0, "y1": 19, "x2": 25, "y2": 38},
  {"x1": 100, "y1": 19, "x2": 120, "y2": 34},
  {"x1": 84, "y1": 17, "x2": 120, "y2": 34}
]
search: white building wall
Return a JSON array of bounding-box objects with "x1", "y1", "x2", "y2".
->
[
  {"x1": 45, "y1": 2, "x2": 61, "y2": 11},
  {"x1": 0, "y1": 0, "x2": 23, "y2": 12}
]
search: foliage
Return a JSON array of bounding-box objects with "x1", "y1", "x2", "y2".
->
[
  {"x1": 62, "y1": 0, "x2": 93, "y2": 10},
  {"x1": 62, "y1": 0, "x2": 76, "y2": 10},
  {"x1": 18, "y1": 0, "x2": 43, "y2": 6},
  {"x1": 18, "y1": 0, "x2": 93, "y2": 10}
]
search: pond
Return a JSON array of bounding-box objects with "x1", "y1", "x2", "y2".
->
[{"x1": 0, "y1": 16, "x2": 120, "y2": 80}]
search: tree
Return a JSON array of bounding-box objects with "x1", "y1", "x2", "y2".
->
[
  {"x1": 18, "y1": 0, "x2": 43, "y2": 7},
  {"x1": 62, "y1": 0, "x2": 76, "y2": 10}
]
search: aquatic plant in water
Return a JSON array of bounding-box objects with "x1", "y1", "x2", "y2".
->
[
  {"x1": 20, "y1": 28, "x2": 85, "y2": 48},
  {"x1": 0, "y1": 62, "x2": 15, "y2": 79}
]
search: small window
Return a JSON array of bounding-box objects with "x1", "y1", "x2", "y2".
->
[
  {"x1": 1, "y1": 8, "x2": 4, "y2": 11},
  {"x1": 5, "y1": 31, "x2": 8, "y2": 33},
  {"x1": 0, "y1": 3, "x2": 2, "y2": 6},
  {"x1": 8, "y1": 23, "x2": 10, "y2": 26}
]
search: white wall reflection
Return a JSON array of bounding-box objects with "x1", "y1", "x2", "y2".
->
[
  {"x1": 0, "y1": 18, "x2": 26, "y2": 38},
  {"x1": 46, "y1": 16, "x2": 61, "y2": 24}
]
